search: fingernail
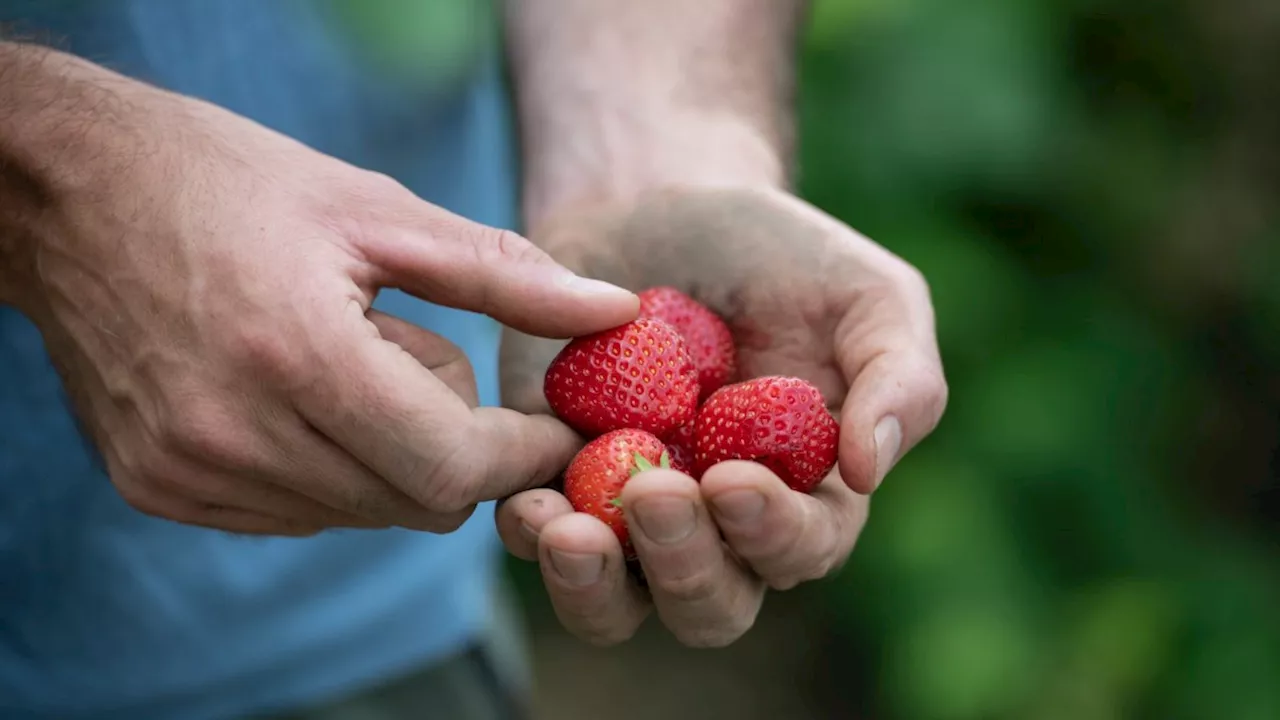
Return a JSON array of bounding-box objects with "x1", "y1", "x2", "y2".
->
[
  {"x1": 557, "y1": 273, "x2": 634, "y2": 298},
  {"x1": 519, "y1": 521, "x2": 540, "y2": 547},
  {"x1": 873, "y1": 416, "x2": 903, "y2": 489},
  {"x1": 632, "y1": 497, "x2": 697, "y2": 545},
  {"x1": 549, "y1": 549, "x2": 603, "y2": 587},
  {"x1": 711, "y1": 490, "x2": 765, "y2": 524}
]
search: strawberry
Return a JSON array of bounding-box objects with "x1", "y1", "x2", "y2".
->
[
  {"x1": 637, "y1": 286, "x2": 737, "y2": 400},
  {"x1": 544, "y1": 318, "x2": 699, "y2": 439},
  {"x1": 662, "y1": 421, "x2": 697, "y2": 477},
  {"x1": 693, "y1": 376, "x2": 839, "y2": 493},
  {"x1": 563, "y1": 429, "x2": 671, "y2": 557}
]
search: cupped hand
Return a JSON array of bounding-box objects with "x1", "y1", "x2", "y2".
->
[
  {"x1": 8, "y1": 75, "x2": 637, "y2": 535},
  {"x1": 497, "y1": 187, "x2": 947, "y2": 646}
]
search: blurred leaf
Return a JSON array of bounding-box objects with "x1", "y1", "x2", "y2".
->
[
  {"x1": 888, "y1": 599, "x2": 1041, "y2": 720},
  {"x1": 953, "y1": 335, "x2": 1110, "y2": 476},
  {"x1": 1062, "y1": 578, "x2": 1181, "y2": 696},
  {"x1": 879, "y1": 215, "x2": 1033, "y2": 365},
  {"x1": 806, "y1": 0, "x2": 898, "y2": 47}
]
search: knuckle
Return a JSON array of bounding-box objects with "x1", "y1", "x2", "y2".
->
[
  {"x1": 422, "y1": 507, "x2": 477, "y2": 533},
  {"x1": 229, "y1": 324, "x2": 302, "y2": 381},
  {"x1": 470, "y1": 226, "x2": 550, "y2": 268},
  {"x1": 409, "y1": 438, "x2": 488, "y2": 514},
  {"x1": 113, "y1": 477, "x2": 168, "y2": 518},
  {"x1": 767, "y1": 575, "x2": 803, "y2": 592},
  {"x1": 651, "y1": 569, "x2": 721, "y2": 605},
  {"x1": 759, "y1": 523, "x2": 852, "y2": 590},
  {"x1": 744, "y1": 523, "x2": 806, "y2": 570},
  {"x1": 794, "y1": 548, "x2": 844, "y2": 586},
  {"x1": 416, "y1": 474, "x2": 476, "y2": 516},
  {"x1": 360, "y1": 170, "x2": 410, "y2": 197},
  {"x1": 161, "y1": 400, "x2": 257, "y2": 470},
  {"x1": 759, "y1": 562, "x2": 812, "y2": 593},
  {"x1": 886, "y1": 255, "x2": 931, "y2": 297},
  {"x1": 810, "y1": 526, "x2": 847, "y2": 578}
]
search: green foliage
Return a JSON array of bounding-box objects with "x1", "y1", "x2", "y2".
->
[{"x1": 802, "y1": 0, "x2": 1280, "y2": 717}]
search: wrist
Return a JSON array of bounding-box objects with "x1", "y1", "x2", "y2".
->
[
  {"x1": 0, "y1": 42, "x2": 177, "y2": 307},
  {"x1": 520, "y1": 111, "x2": 788, "y2": 235}
]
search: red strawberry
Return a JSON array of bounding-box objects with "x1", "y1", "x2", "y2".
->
[
  {"x1": 693, "y1": 376, "x2": 839, "y2": 493},
  {"x1": 662, "y1": 421, "x2": 697, "y2": 477},
  {"x1": 544, "y1": 318, "x2": 699, "y2": 438},
  {"x1": 637, "y1": 286, "x2": 737, "y2": 400},
  {"x1": 563, "y1": 429, "x2": 671, "y2": 557}
]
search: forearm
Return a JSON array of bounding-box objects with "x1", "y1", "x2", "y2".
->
[
  {"x1": 504, "y1": 0, "x2": 806, "y2": 231},
  {"x1": 0, "y1": 41, "x2": 168, "y2": 305}
]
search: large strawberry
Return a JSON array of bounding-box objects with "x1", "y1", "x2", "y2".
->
[
  {"x1": 544, "y1": 318, "x2": 699, "y2": 438},
  {"x1": 637, "y1": 286, "x2": 737, "y2": 400},
  {"x1": 563, "y1": 429, "x2": 671, "y2": 557},
  {"x1": 693, "y1": 376, "x2": 839, "y2": 493}
]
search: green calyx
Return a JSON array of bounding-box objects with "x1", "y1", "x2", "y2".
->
[
  {"x1": 614, "y1": 450, "x2": 671, "y2": 508},
  {"x1": 628, "y1": 450, "x2": 671, "y2": 477}
]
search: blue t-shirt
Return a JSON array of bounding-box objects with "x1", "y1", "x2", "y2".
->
[{"x1": 0, "y1": 2, "x2": 513, "y2": 718}]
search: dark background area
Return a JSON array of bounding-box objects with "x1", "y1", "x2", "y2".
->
[{"x1": 504, "y1": 0, "x2": 1280, "y2": 718}]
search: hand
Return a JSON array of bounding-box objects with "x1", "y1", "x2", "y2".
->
[
  {"x1": 496, "y1": 187, "x2": 947, "y2": 646},
  {"x1": 4, "y1": 61, "x2": 637, "y2": 536}
]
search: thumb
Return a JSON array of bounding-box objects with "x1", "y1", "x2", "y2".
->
[
  {"x1": 834, "y1": 265, "x2": 949, "y2": 494},
  {"x1": 358, "y1": 204, "x2": 638, "y2": 338}
]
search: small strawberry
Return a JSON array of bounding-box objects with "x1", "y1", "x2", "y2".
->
[
  {"x1": 662, "y1": 421, "x2": 698, "y2": 477},
  {"x1": 637, "y1": 286, "x2": 737, "y2": 400},
  {"x1": 693, "y1": 376, "x2": 839, "y2": 493},
  {"x1": 544, "y1": 318, "x2": 699, "y2": 438},
  {"x1": 563, "y1": 429, "x2": 671, "y2": 557}
]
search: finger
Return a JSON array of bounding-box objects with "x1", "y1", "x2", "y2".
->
[
  {"x1": 496, "y1": 488, "x2": 574, "y2": 561},
  {"x1": 179, "y1": 506, "x2": 324, "y2": 537},
  {"x1": 125, "y1": 486, "x2": 323, "y2": 536},
  {"x1": 110, "y1": 426, "x2": 390, "y2": 530},
  {"x1": 160, "y1": 468, "x2": 389, "y2": 530},
  {"x1": 367, "y1": 309, "x2": 479, "y2": 407},
  {"x1": 356, "y1": 207, "x2": 638, "y2": 338},
  {"x1": 172, "y1": 394, "x2": 469, "y2": 531},
  {"x1": 108, "y1": 460, "x2": 325, "y2": 538},
  {"x1": 621, "y1": 469, "x2": 765, "y2": 648},
  {"x1": 294, "y1": 308, "x2": 584, "y2": 514},
  {"x1": 454, "y1": 407, "x2": 586, "y2": 501},
  {"x1": 834, "y1": 262, "x2": 949, "y2": 493},
  {"x1": 702, "y1": 461, "x2": 868, "y2": 590},
  {"x1": 537, "y1": 512, "x2": 651, "y2": 646},
  {"x1": 271, "y1": 420, "x2": 475, "y2": 532}
]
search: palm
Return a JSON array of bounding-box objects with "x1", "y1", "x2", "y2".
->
[{"x1": 500, "y1": 187, "x2": 875, "y2": 417}]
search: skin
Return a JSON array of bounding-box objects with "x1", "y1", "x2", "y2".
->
[
  {"x1": 497, "y1": 1, "x2": 949, "y2": 647},
  {"x1": 0, "y1": 1, "x2": 947, "y2": 652},
  {"x1": 0, "y1": 42, "x2": 638, "y2": 535}
]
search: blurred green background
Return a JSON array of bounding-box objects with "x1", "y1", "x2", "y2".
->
[{"x1": 500, "y1": 0, "x2": 1280, "y2": 718}]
